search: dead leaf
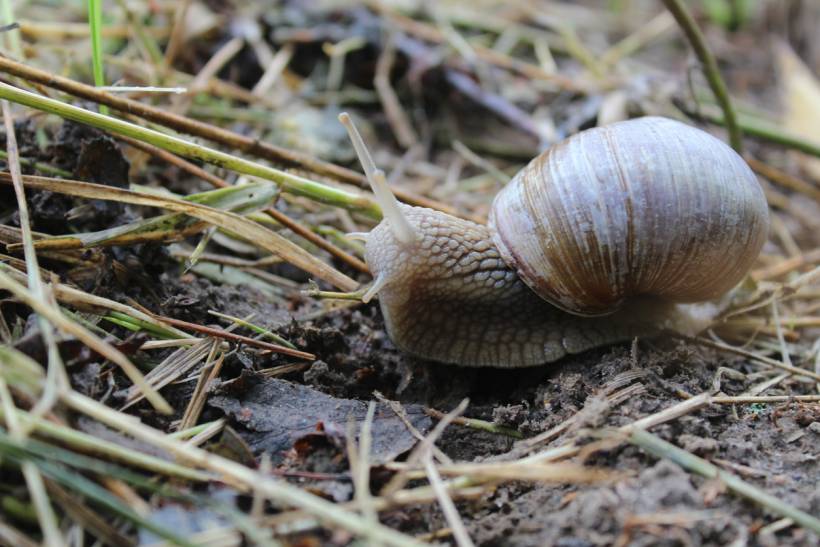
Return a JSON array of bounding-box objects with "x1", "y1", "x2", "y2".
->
[
  {"x1": 776, "y1": 41, "x2": 820, "y2": 180},
  {"x1": 209, "y1": 377, "x2": 431, "y2": 464}
]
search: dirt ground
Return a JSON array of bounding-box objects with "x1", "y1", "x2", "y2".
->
[{"x1": 1, "y1": 1, "x2": 819, "y2": 546}]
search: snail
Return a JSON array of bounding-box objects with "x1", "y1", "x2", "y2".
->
[{"x1": 338, "y1": 114, "x2": 769, "y2": 368}]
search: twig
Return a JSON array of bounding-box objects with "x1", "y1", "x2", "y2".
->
[
  {"x1": 687, "y1": 335, "x2": 820, "y2": 382},
  {"x1": 509, "y1": 382, "x2": 644, "y2": 460},
  {"x1": 266, "y1": 478, "x2": 489, "y2": 534},
  {"x1": 390, "y1": 461, "x2": 617, "y2": 484},
  {"x1": 303, "y1": 285, "x2": 368, "y2": 301},
  {"x1": 252, "y1": 44, "x2": 294, "y2": 96},
  {"x1": 208, "y1": 310, "x2": 295, "y2": 349},
  {"x1": 445, "y1": 70, "x2": 546, "y2": 143},
  {"x1": 369, "y1": 2, "x2": 587, "y2": 93},
  {"x1": 663, "y1": 0, "x2": 743, "y2": 153},
  {"x1": 452, "y1": 141, "x2": 509, "y2": 186},
  {"x1": 520, "y1": 392, "x2": 714, "y2": 465},
  {"x1": 45, "y1": 480, "x2": 132, "y2": 547},
  {"x1": 264, "y1": 206, "x2": 369, "y2": 274},
  {"x1": 600, "y1": 11, "x2": 675, "y2": 66},
  {"x1": 0, "y1": 520, "x2": 39, "y2": 547},
  {"x1": 171, "y1": 36, "x2": 244, "y2": 114},
  {"x1": 376, "y1": 392, "x2": 452, "y2": 464},
  {"x1": 752, "y1": 247, "x2": 820, "y2": 281},
  {"x1": 145, "y1": 312, "x2": 315, "y2": 360}
]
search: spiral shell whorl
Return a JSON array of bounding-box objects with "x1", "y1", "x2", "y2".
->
[{"x1": 488, "y1": 117, "x2": 769, "y2": 317}]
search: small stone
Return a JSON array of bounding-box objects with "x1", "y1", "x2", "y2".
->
[{"x1": 677, "y1": 433, "x2": 719, "y2": 455}]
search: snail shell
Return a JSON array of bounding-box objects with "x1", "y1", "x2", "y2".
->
[{"x1": 489, "y1": 117, "x2": 769, "y2": 317}]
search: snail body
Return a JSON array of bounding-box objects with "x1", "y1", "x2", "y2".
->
[{"x1": 340, "y1": 115, "x2": 769, "y2": 368}]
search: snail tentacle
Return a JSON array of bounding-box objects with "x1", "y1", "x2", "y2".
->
[{"x1": 339, "y1": 112, "x2": 416, "y2": 245}]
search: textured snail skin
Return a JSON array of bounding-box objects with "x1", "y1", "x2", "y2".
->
[
  {"x1": 365, "y1": 205, "x2": 714, "y2": 368},
  {"x1": 490, "y1": 117, "x2": 769, "y2": 316}
]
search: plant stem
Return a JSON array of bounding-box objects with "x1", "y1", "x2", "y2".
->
[
  {"x1": 686, "y1": 108, "x2": 820, "y2": 159},
  {"x1": 0, "y1": 81, "x2": 381, "y2": 218},
  {"x1": 0, "y1": 149, "x2": 72, "y2": 177},
  {"x1": 425, "y1": 408, "x2": 523, "y2": 439},
  {"x1": 663, "y1": 0, "x2": 743, "y2": 153},
  {"x1": 87, "y1": 0, "x2": 108, "y2": 115},
  {"x1": 0, "y1": 407, "x2": 210, "y2": 481}
]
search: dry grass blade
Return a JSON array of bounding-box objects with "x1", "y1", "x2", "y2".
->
[
  {"x1": 0, "y1": 54, "x2": 362, "y2": 186},
  {"x1": 381, "y1": 399, "x2": 468, "y2": 496},
  {"x1": 61, "y1": 390, "x2": 426, "y2": 547},
  {"x1": 662, "y1": 0, "x2": 743, "y2": 152},
  {"x1": 178, "y1": 351, "x2": 226, "y2": 431},
  {"x1": 122, "y1": 338, "x2": 216, "y2": 410},
  {"x1": 2, "y1": 99, "x2": 68, "y2": 427},
  {"x1": 0, "y1": 519, "x2": 39, "y2": 547},
  {"x1": 519, "y1": 392, "x2": 714, "y2": 465},
  {"x1": 423, "y1": 453, "x2": 475, "y2": 547},
  {"x1": 347, "y1": 401, "x2": 378, "y2": 527},
  {"x1": 0, "y1": 265, "x2": 172, "y2": 414},
  {"x1": 45, "y1": 481, "x2": 134, "y2": 547},
  {"x1": 0, "y1": 376, "x2": 62, "y2": 547},
  {"x1": 0, "y1": 410, "x2": 209, "y2": 481},
  {"x1": 711, "y1": 394, "x2": 820, "y2": 403},
  {"x1": 690, "y1": 336, "x2": 820, "y2": 382},
  {"x1": 14, "y1": 182, "x2": 277, "y2": 253},
  {"x1": 0, "y1": 265, "x2": 191, "y2": 339},
  {"x1": 422, "y1": 461, "x2": 618, "y2": 483},
  {"x1": 0, "y1": 172, "x2": 358, "y2": 291},
  {"x1": 117, "y1": 135, "x2": 370, "y2": 273}
]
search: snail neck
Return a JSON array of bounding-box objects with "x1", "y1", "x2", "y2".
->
[{"x1": 365, "y1": 206, "x2": 710, "y2": 368}]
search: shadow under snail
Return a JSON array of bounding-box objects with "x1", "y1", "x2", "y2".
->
[{"x1": 338, "y1": 114, "x2": 770, "y2": 368}]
